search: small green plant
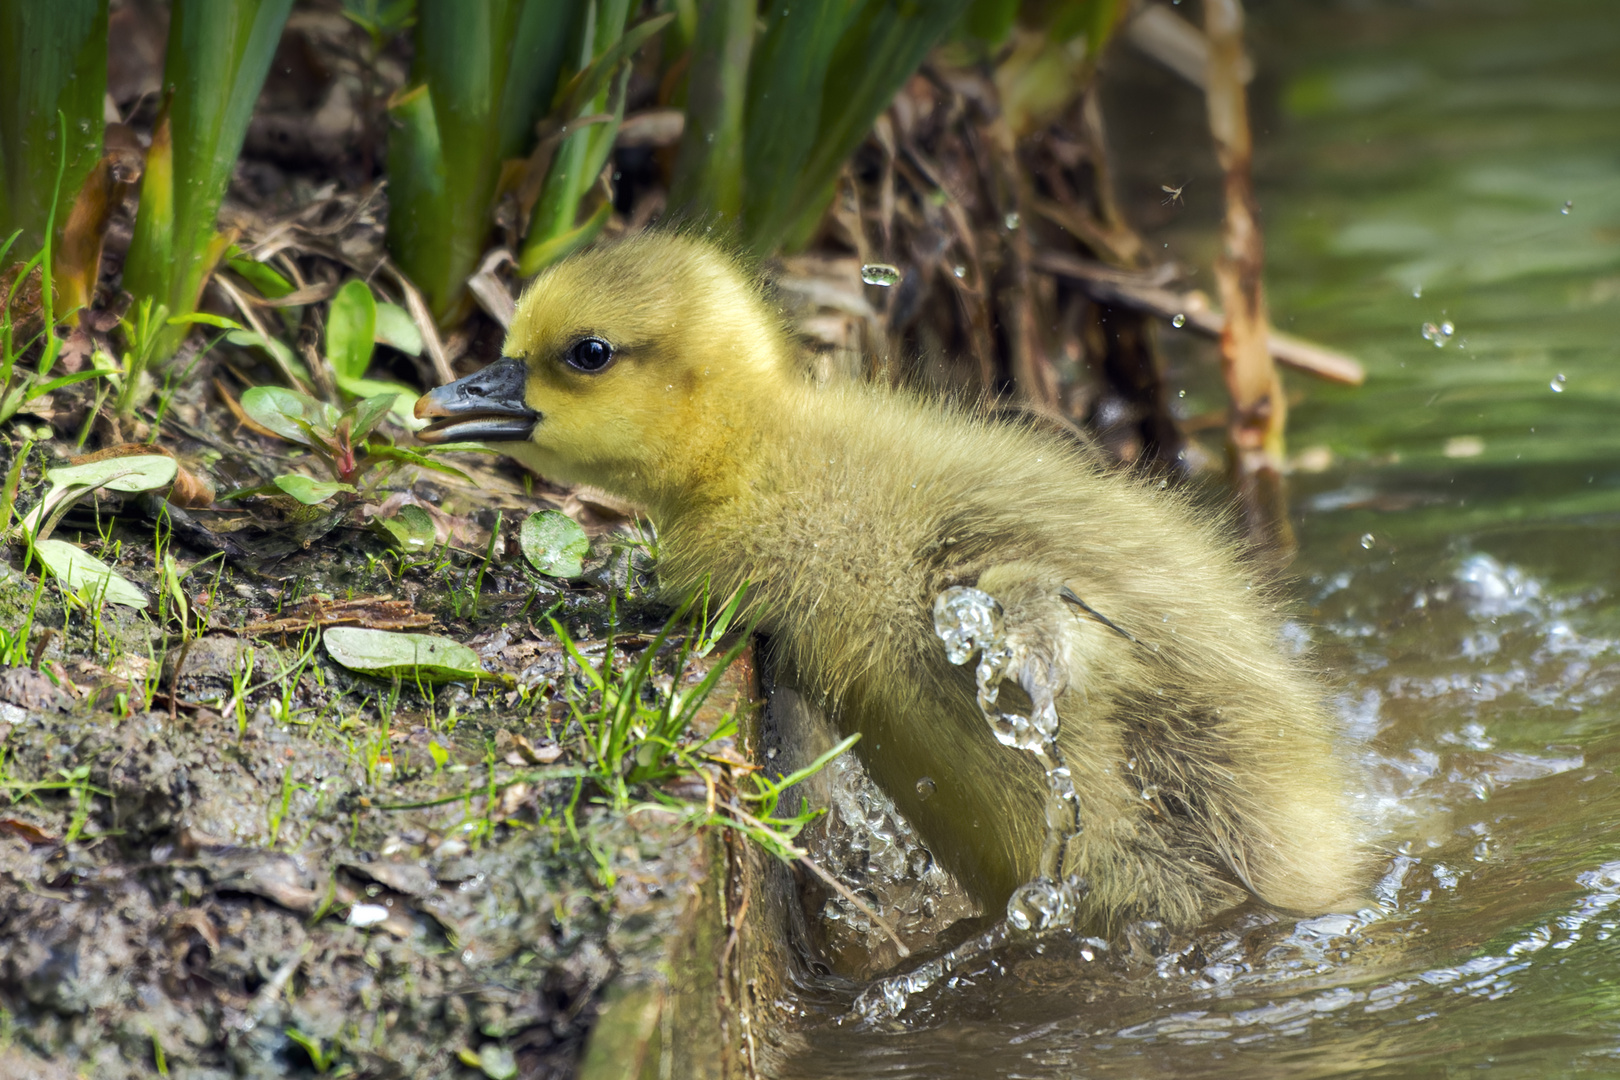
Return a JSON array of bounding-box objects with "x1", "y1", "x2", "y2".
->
[
  {"x1": 231, "y1": 384, "x2": 474, "y2": 504},
  {"x1": 284, "y1": 1027, "x2": 338, "y2": 1073},
  {"x1": 266, "y1": 765, "x2": 306, "y2": 848},
  {"x1": 0, "y1": 571, "x2": 48, "y2": 667}
]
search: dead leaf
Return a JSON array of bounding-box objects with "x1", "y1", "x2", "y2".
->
[
  {"x1": 0, "y1": 819, "x2": 57, "y2": 846},
  {"x1": 512, "y1": 732, "x2": 563, "y2": 765},
  {"x1": 241, "y1": 595, "x2": 432, "y2": 637},
  {"x1": 57, "y1": 124, "x2": 145, "y2": 317}
]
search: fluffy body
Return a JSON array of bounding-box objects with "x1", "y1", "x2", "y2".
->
[{"x1": 496, "y1": 233, "x2": 1363, "y2": 930}]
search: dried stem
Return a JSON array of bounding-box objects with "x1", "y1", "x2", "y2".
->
[{"x1": 1203, "y1": 0, "x2": 1294, "y2": 554}]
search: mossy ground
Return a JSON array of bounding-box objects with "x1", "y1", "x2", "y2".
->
[{"x1": 0, "y1": 431, "x2": 747, "y2": 1079}]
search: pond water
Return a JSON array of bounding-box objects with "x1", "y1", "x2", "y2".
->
[{"x1": 777, "y1": 0, "x2": 1620, "y2": 1075}]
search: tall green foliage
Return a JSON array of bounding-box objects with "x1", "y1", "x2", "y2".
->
[
  {"x1": 0, "y1": 0, "x2": 108, "y2": 277},
  {"x1": 671, "y1": 0, "x2": 973, "y2": 254},
  {"x1": 386, "y1": 0, "x2": 577, "y2": 323},
  {"x1": 122, "y1": 0, "x2": 294, "y2": 362}
]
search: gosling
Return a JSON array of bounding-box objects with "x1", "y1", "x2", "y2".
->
[{"x1": 416, "y1": 232, "x2": 1364, "y2": 933}]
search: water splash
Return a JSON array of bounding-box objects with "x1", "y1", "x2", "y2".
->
[{"x1": 853, "y1": 586, "x2": 1086, "y2": 1019}]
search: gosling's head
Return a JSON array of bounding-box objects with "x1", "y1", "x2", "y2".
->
[{"x1": 415, "y1": 232, "x2": 795, "y2": 504}]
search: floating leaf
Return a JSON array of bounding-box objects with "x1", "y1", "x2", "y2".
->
[
  {"x1": 375, "y1": 505, "x2": 437, "y2": 552},
  {"x1": 273, "y1": 475, "x2": 355, "y2": 505},
  {"x1": 327, "y1": 279, "x2": 377, "y2": 380},
  {"x1": 373, "y1": 302, "x2": 423, "y2": 356},
  {"x1": 519, "y1": 510, "x2": 589, "y2": 577},
  {"x1": 31, "y1": 540, "x2": 148, "y2": 608},
  {"x1": 324, "y1": 627, "x2": 495, "y2": 684}
]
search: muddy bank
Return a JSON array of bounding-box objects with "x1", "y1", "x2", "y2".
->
[{"x1": 0, "y1": 467, "x2": 761, "y2": 1078}]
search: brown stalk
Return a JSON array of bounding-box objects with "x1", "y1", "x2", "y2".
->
[{"x1": 1203, "y1": 0, "x2": 1293, "y2": 554}]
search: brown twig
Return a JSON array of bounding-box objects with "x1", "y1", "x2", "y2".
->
[
  {"x1": 1031, "y1": 250, "x2": 1365, "y2": 386},
  {"x1": 1204, "y1": 0, "x2": 1293, "y2": 552}
]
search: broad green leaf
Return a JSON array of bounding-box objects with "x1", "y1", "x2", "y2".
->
[
  {"x1": 332, "y1": 374, "x2": 422, "y2": 427},
  {"x1": 373, "y1": 301, "x2": 422, "y2": 355},
  {"x1": 273, "y1": 474, "x2": 355, "y2": 505},
  {"x1": 669, "y1": 0, "x2": 752, "y2": 224},
  {"x1": 523, "y1": 2, "x2": 643, "y2": 265},
  {"x1": 324, "y1": 626, "x2": 496, "y2": 684},
  {"x1": 45, "y1": 455, "x2": 178, "y2": 495},
  {"x1": 518, "y1": 200, "x2": 611, "y2": 278},
  {"x1": 475, "y1": 1045, "x2": 518, "y2": 1080},
  {"x1": 519, "y1": 510, "x2": 589, "y2": 577},
  {"x1": 242, "y1": 385, "x2": 339, "y2": 444},
  {"x1": 326, "y1": 278, "x2": 377, "y2": 380},
  {"x1": 31, "y1": 539, "x2": 148, "y2": 609},
  {"x1": 744, "y1": 0, "x2": 972, "y2": 253},
  {"x1": 347, "y1": 392, "x2": 396, "y2": 441},
  {"x1": 374, "y1": 504, "x2": 437, "y2": 552}
]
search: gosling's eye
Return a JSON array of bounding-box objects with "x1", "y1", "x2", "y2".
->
[{"x1": 565, "y1": 336, "x2": 614, "y2": 373}]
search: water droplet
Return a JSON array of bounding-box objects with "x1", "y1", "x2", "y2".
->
[
  {"x1": 1412, "y1": 284, "x2": 1423, "y2": 298},
  {"x1": 915, "y1": 777, "x2": 936, "y2": 800},
  {"x1": 1171, "y1": 313, "x2": 1186, "y2": 328},
  {"x1": 1177, "y1": 389, "x2": 1186, "y2": 398},
  {"x1": 1421, "y1": 321, "x2": 1455, "y2": 347},
  {"x1": 1550, "y1": 373, "x2": 1566, "y2": 393},
  {"x1": 1561, "y1": 200, "x2": 1573, "y2": 215},
  {"x1": 861, "y1": 263, "x2": 901, "y2": 287},
  {"x1": 1003, "y1": 211, "x2": 1020, "y2": 230},
  {"x1": 1360, "y1": 533, "x2": 1375, "y2": 549},
  {"x1": 952, "y1": 265, "x2": 966, "y2": 279}
]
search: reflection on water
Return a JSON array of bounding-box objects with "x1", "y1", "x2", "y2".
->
[{"x1": 778, "y1": 0, "x2": 1620, "y2": 1074}]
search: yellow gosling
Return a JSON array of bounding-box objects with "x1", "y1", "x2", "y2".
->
[{"x1": 416, "y1": 232, "x2": 1365, "y2": 933}]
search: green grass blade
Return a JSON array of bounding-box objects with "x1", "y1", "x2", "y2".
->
[
  {"x1": 523, "y1": 0, "x2": 636, "y2": 259},
  {"x1": 667, "y1": 0, "x2": 754, "y2": 226},
  {"x1": 0, "y1": 0, "x2": 108, "y2": 272},
  {"x1": 123, "y1": 0, "x2": 293, "y2": 362},
  {"x1": 734, "y1": 0, "x2": 853, "y2": 241},
  {"x1": 750, "y1": 0, "x2": 973, "y2": 253},
  {"x1": 388, "y1": 0, "x2": 577, "y2": 323}
]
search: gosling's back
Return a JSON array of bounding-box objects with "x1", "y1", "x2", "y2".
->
[{"x1": 658, "y1": 380, "x2": 1362, "y2": 926}]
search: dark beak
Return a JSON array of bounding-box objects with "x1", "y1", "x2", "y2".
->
[{"x1": 413, "y1": 356, "x2": 540, "y2": 443}]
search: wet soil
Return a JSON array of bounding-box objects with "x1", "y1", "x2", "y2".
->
[{"x1": 0, "y1": 445, "x2": 748, "y2": 1078}]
